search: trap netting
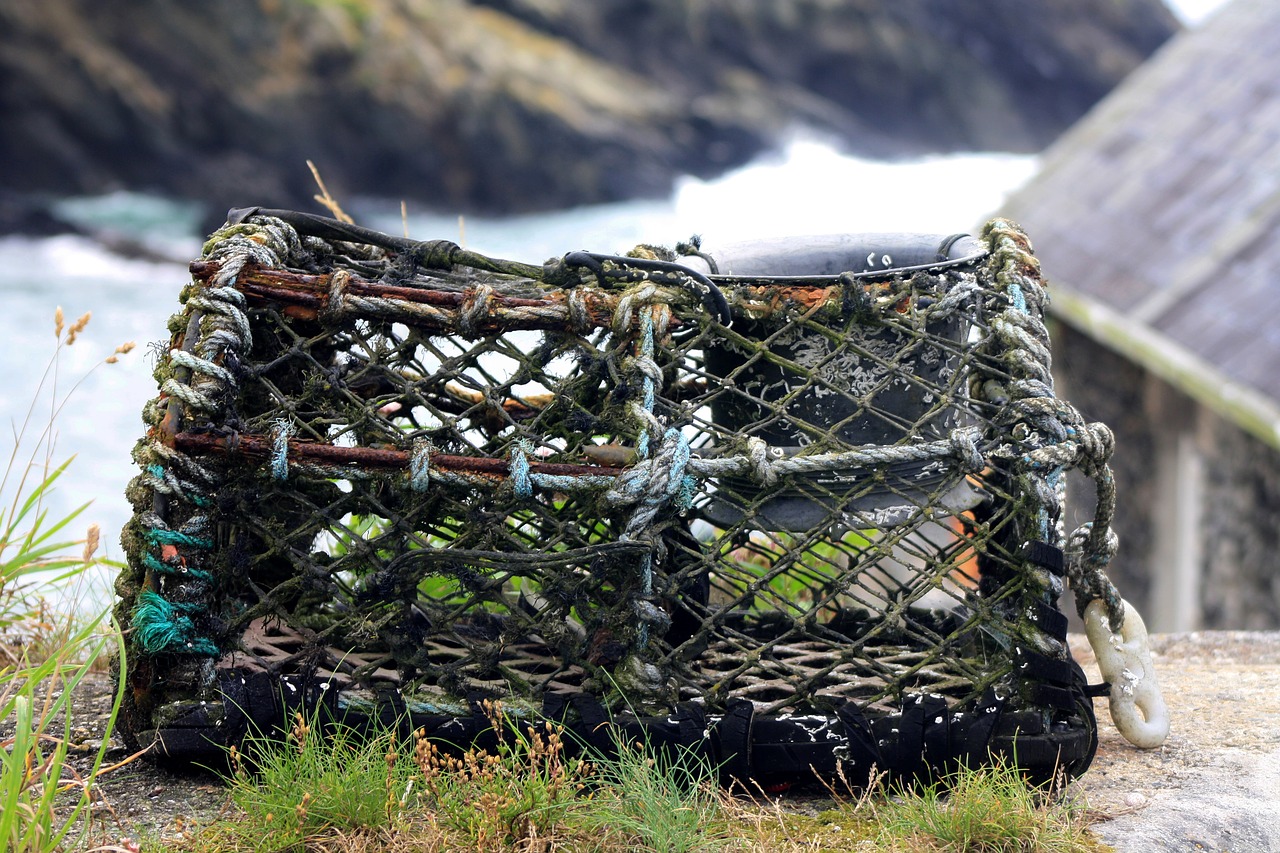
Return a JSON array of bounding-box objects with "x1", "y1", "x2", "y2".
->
[{"x1": 117, "y1": 212, "x2": 1138, "y2": 787}]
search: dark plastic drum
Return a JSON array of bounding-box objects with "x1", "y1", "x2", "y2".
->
[{"x1": 679, "y1": 234, "x2": 986, "y2": 531}]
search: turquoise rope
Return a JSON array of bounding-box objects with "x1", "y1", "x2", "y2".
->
[
  {"x1": 142, "y1": 552, "x2": 213, "y2": 582},
  {"x1": 132, "y1": 589, "x2": 219, "y2": 656},
  {"x1": 1007, "y1": 280, "x2": 1027, "y2": 313},
  {"x1": 1039, "y1": 468, "x2": 1064, "y2": 540},
  {"x1": 662, "y1": 427, "x2": 694, "y2": 511},
  {"x1": 146, "y1": 528, "x2": 214, "y2": 550}
]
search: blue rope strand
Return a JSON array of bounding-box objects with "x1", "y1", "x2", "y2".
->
[
  {"x1": 1007, "y1": 281, "x2": 1027, "y2": 313},
  {"x1": 271, "y1": 418, "x2": 294, "y2": 481},
  {"x1": 637, "y1": 311, "x2": 656, "y2": 458},
  {"x1": 409, "y1": 440, "x2": 432, "y2": 492},
  {"x1": 676, "y1": 475, "x2": 696, "y2": 513},
  {"x1": 662, "y1": 428, "x2": 691, "y2": 501},
  {"x1": 637, "y1": 553, "x2": 653, "y2": 647},
  {"x1": 510, "y1": 440, "x2": 533, "y2": 498},
  {"x1": 1039, "y1": 467, "x2": 1064, "y2": 539}
]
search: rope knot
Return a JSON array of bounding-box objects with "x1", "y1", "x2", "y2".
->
[
  {"x1": 746, "y1": 436, "x2": 778, "y2": 486},
  {"x1": 949, "y1": 428, "x2": 985, "y2": 472},
  {"x1": 323, "y1": 269, "x2": 351, "y2": 321},
  {"x1": 459, "y1": 283, "x2": 494, "y2": 336},
  {"x1": 606, "y1": 428, "x2": 695, "y2": 524},
  {"x1": 839, "y1": 272, "x2": 877, "y2": 324},
  {"x1": 566, "y1": 288, "x2": 591, "y2": 333},
  {"x1": 409, "y1": 438, "x2": 433, "y2": 493},
  {"x1": 1067, "y1": 522, "x2": 1124, "y2": 631},
  {"x1": 509, "y1": 439, "x2": 534, "y2": 499},
  {"x1": 270, "y1": 417, "x2": 295, "y2": 481},
  {"x1": 1077, "y1": 422, "x2": 1115, "y2": 476},
  {"x1": 612, "y1": 284, "x2": 659, "y2": 334}
]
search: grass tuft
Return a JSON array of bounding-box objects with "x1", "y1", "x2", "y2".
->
[
  {"x1": 173, "y1": 700, "x2": 725, "y2": 852},
  {"x1": 580, "y1": 732, "x2": 725, "y2": 853},
  {"x1": 869, "y1": 759, "x2": 1096, "y2": 853},
  {"x1": 167, "y1": 707, "x2": 1105, "y2": 853},
  {"x1": 0, "y1": 619, "x2": 124, "y2": 853},
  {"x1": 0, "y1": 304, "x2": 132, "y2": 851}
]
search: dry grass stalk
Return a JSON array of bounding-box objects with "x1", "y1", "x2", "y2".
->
[{"x1": 308, "y1": 160, "x2": 354, "y2": 224}]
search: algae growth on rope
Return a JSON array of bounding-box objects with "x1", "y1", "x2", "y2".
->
[{"x1": 115, "y1": 212, "x2": 1151, "y2": 789}]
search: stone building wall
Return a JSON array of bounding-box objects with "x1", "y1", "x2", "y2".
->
[
  {"x1": 1051, "y1": 322, "x2": 1280, "y2": 630},
  {"x1": 1197, "y1": 411, "x2": 1280, "y2": 628}
]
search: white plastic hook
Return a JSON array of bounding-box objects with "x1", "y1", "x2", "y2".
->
[{"x1": 1084, "y1": 597, "x2": 1170, "y2": 749}]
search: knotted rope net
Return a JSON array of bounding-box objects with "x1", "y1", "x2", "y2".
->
[{"x1": 117, "y1": 213, "x2": 1124, "y2": 789}]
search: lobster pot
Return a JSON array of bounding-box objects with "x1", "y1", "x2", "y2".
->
[{"x1": 117, "y1": 212, "x2": 1122, "y2": 789}]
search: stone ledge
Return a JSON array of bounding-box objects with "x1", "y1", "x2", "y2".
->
[{"x1": 1070, "y1": 631, "x2": 1280, "y2": 852}]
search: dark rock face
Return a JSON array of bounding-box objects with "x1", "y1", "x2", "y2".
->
[{"x1": 0, "y1": 0, "x2": 1178, "y2": 217}]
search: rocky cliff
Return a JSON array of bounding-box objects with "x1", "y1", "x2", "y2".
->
[{"x1": 0, "y1": 0, "x2": 1178, "y2": 217}]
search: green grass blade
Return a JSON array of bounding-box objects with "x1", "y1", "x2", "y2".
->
[
  {"x1": 16, "y1": 502, "x2": 91, "y2": 559},
  {"x1": 0, "y1": 694, "x2": 34, "y2": 848},
  {"x1": 5, "y1": 458, "x2": 74, "y2": 533}
]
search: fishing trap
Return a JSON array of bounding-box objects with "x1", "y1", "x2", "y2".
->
[{"x1": 117, "y1": 211, "x2": 1167, "y2": 789}]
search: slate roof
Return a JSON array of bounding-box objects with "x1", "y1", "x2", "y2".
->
[{"x1": 1000, "y1": 0, "x2": 1280, "y2": 405}]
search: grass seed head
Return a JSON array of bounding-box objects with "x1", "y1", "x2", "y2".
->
[
  {"x1": 290, "y1": 711, "x2": 310, "y2": 751},
  {"x1": 82, "y1": 524, "x2": 101, "y2": 564},
  {"x1": 65, "y1": 311, "x2": 91, "y2": 345},
  {"x1": 295, "y1": 791, "x2": 313, "y2": 824}
]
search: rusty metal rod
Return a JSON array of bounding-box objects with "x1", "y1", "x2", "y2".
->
[{"x1": 173, "y1": 430, "x2": 626, "y2": 478}]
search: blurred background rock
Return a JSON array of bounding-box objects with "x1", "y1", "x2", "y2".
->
[{"x1": 0, "y1": 0, "x2": 1178, "y2": 225}]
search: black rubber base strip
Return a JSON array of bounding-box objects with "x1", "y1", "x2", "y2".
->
[{"x1": 134, "y1": 669, "x2": 1098, "y2": 792}]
